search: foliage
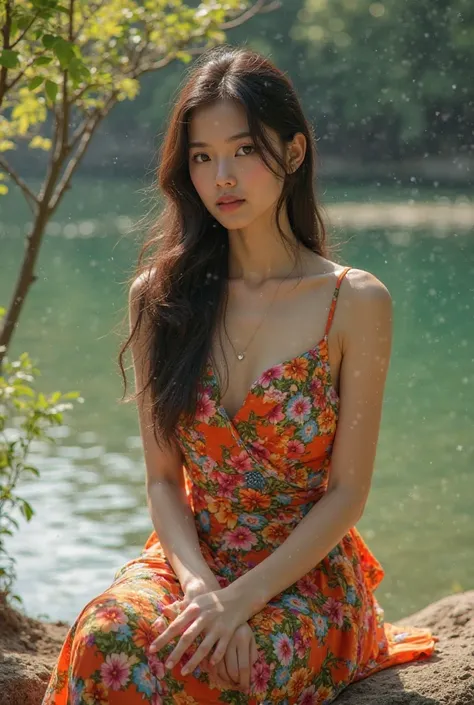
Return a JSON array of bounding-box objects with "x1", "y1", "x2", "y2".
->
[
  {"x1": 291, "y1": 0, "x2": 474, "y2": 157},
  {"x1": 0, "y1": 308, "x2": 81, "y2": 602},
  {"x1": 0, "y1": 0, "x2": 276, "y2": 360},
  {"x1": 84, "y1": 0, "x2": 474, "y2": 165}
]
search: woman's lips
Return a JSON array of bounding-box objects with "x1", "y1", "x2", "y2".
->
[{"x1": 216, "y1": 199, "x2": 246, "y2": 212}]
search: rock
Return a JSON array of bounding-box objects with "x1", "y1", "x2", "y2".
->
[
  {"x1": 0, "y1": 591, "x2": 473, "y2": 705},
  {"x1": 335, "y1": 591, "x2": 474, "y2": 705},
  {"x1": 0, "y1": 593, "x2": 69, "y2": 705}
]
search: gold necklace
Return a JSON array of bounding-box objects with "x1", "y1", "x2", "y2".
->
[{"x1": 226, "y1": 265, "x2": 297, "y2": 361}]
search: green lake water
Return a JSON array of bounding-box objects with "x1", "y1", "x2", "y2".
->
[{"x1": 0, "y1": 178, "x2": 473, "y2": 624}]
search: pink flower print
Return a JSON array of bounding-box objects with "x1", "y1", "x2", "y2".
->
[
  {"x1": 259, "y1": 365, "x2": 284, "y2": 388},
  {"x1": 287, "y1": 438, "x2": 305, "y2": 455},
  {"x1": 215, "y1": 471, "x2": 240, "y2": 497},
  {"x1": 222, "y1": 525, "x2": 258, "y2": 551},
  {"x1": 298, "y1": 685, "x2": 319, "y2": 705},
  {"x1": 264, "y1": 386, "x2": 286, "y2": 404},
  {"x1": 309, "y1": 376, "x2": 324, "y2": 397},
  {"x1": 148, "y1": 654, "x2": 166, "y2": 680},
  {"x1": 273, "y1": 632, "x2": 294, "y2": 666},
  {"x1": 202, "y1": 457, "x2": 217, "y2": 474},
  {"x1": 294, "y1": 630, "x2": 306, "y2": 659},
  {"x1": 228, "y1": 451, "x2": 253, "y2": 472},
  {"x1": 286, "y1": 394, "x2": 312, "y2": 424},
  {"x1": 267, "y1": 403, "x2": 286, "y2": 425},
  {"x1": 309, "y1": 377, "x2": 326, "y2": 409},
  {"x1": 100, "y1": 653, "x2": 133, "y2": 689},
  {"x1": 249, "y1": 440, "x2": 271, "y2": 461},
  {"x1": 252, "y1": 660, "x2": 272, "y2": 696},
  {"x1": 296, "y1": 574, "x2": 319, "y2": 598},
  {"x1": 95, "y1": 604, "x2": 128, "y2": 633},
  {"x1": 151, "y1": 695, "x2": 163, "y2": 705},
  {"x1": 328, "y1": 385, "x2": 339, "y2": 404},
  {"x1": 195, "y1": 391, "x2": 217, "y2": 424},
  {"x1": 323, "y1": 597, "x2": 344, "y2": 627}
]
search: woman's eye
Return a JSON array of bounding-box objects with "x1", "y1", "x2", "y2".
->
[
  {"x1": 192, "y1": 153, "x2": 210, "y2": 163},
  {"x1": 236, "y1": 144, "x2": 255, "y2": 156}
]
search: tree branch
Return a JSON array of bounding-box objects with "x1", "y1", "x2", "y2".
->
[
  {"x1": 11, "y1": 10, "x2": 41, "y2": 48},
  {"x1": 0, "y1": 156, "x2": 38, "y2": 212},
  {"x1": 0, "y1": 0, "x2": 13, "y2": 108},
  {"x1": 49, "y1": 93, "x2": 117, "y2": 213},
  {"x1": 220, "y1": 0, "x2": 280, "y2": 30}
]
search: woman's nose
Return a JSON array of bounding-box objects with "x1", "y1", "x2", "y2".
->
[{"x1": 215, "y1": 161, "x2": 236, "y2": 187}]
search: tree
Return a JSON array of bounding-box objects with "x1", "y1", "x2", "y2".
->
[
  {"x1": 291, "y1": 0, "x2": 474, "y2": 159},
  {"x1": 0, "y1": 0, "x2": 278, "y2": 363}
]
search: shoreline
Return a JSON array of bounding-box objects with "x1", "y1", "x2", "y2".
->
[
  {"x1": 0, "y1": 201, "x2": 473, "y2": 240},
  {"x1": 325, "y1": 201, "x2": 474, "y2": 230}
]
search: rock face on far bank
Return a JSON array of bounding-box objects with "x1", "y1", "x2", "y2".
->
[{"x1": 0, "y1": 591, "x2": 473, "y2": 705}]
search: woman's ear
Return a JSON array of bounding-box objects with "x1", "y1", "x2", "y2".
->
[{"x1": 287, "y1": 132, "x2": 306, "y2": 173}]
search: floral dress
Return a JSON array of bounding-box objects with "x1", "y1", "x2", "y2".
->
[{"x1": 42, "y1": 266, "x2": 437, "y2": 705}]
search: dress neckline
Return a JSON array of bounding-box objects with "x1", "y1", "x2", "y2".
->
[{"x1": 208, "y1": 333, "x2": 339, "y2": 426}]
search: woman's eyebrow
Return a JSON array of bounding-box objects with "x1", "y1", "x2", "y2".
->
[{"x1": 188, "y1": 131, "x2": 251, "y2": 148}]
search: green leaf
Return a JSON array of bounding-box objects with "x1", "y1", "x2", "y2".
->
[
  {"x1": 45, "y1": 79, "x2": 58, "y2": 103},
  {"x1": 42, "y1": 34, "x2": 57, "y2": 49},
  {"x1": 16, "y1": 16, "x2": 32, "y2": 31},
  {"x1": 53, "y1": 38, "x2": 75, "y2": 69},
  {"x1": 33, "y1": 56, "x2": 53, "y2": 66},
  {"x1": 24, "y1": 466, "x2": 40, "y2": 477},
  {"x1": 20, "y1": 500, "x2": 34, "y2": 522},
  {"x1": 0, "y1": 50, "x2": 20, "y2": 69},
  {"x1": 28, "y1": 76, "x2": 44, "y2": 91}
]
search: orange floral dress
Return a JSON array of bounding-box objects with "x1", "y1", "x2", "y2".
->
[{"x1": 42, "y1": 266, "x2": 437, "y2": 705}]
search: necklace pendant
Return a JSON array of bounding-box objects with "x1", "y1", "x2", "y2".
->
[{"x1": 237, "y1": 353, "x2": 245, "y2": 361}]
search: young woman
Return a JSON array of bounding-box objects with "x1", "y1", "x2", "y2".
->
[{"x1": 43, "y1": 45, "x2": 437, "y2": 705}]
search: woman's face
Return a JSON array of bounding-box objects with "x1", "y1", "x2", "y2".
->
[{"x1": 188, "y1": 99, "x2": 286, "y2": 230}]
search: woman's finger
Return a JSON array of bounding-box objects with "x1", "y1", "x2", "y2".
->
[
  {"x1": 150, "y1": 604, "x2": 199, "y2": 652},
  {"x1": 224, "y1": 642, "x2": 239, "y2": 684},
  {"x1": 236, "y1": 638, "x2": 251, "y2": 693},
  {"x1": 216, "y1": 659, "x2": 238, "y2": 688},
  {"x1": 163, "y1": 618, "x2": 206, "y2": 669},
  {"x1": 180, "y1": 631, "x2": 218, "y2": 676},
  {"x1": 206, "y1": 659, "x2": 236, "y2": 691},
  {"x1": 208, "y1": 664, "x2": 233, "y2": 691}
]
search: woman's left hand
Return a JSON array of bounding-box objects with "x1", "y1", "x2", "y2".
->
[{"x1": 149, "y1": 585, "x2": 253, "y2": 676}]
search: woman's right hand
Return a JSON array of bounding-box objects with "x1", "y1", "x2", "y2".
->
[
  {"x1": 168, "y1": 578, "x2": 259, "y2": 692},
  {"x1": 207, "y1": 622, "x2": 260, "y2": 694}
]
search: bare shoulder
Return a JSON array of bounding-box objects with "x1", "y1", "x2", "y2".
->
[
  {"x1": 342, "y1": 266, "x2": 391, "y2": 301},
  {"x1": 338, "y1": 267, "x2": 393, "y2": 349},
  {"x1": 129, "y1": 268, "x2": 154, "y2": 302},
  {"x1": 340, "y1": 266, "x2": 392, "y2": 313}
]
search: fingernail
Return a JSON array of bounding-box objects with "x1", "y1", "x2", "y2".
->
[{"x1": 166, "y1": 659, "x2": 174, "y2": 669}]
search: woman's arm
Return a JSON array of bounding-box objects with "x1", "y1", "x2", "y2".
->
[
  {"x1": 227, "y1": 270, "x2": 393, "y2": 616},
  {"x1": 129, "y1": 275, "x2": 220, "y2": 594}
]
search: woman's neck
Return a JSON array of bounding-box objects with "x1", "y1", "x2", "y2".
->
[{"x1": 227, "y1": 213, "x2": 303, "y2": 285}]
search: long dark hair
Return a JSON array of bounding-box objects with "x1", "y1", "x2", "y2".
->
[{"x1": 119, "y1": 44, "x2": 330, "y2": 446}]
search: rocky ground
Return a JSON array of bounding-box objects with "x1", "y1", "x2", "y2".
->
[{"x1": 0, "y1": 591, "x2": 473, "y2": 705}]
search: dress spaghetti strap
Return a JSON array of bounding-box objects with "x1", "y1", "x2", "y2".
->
[{"x1": 324, "y1": 266, "x2": 352, "y2": 338}]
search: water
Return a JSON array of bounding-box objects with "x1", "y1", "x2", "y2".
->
[{"x1": 0, "y1": 177, "x2": 473, "y2": 625}]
